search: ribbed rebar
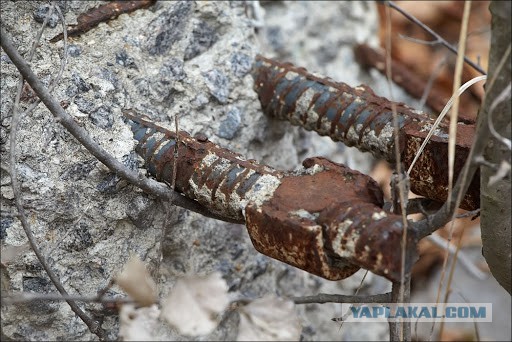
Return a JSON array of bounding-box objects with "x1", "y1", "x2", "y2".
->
[
  {"x1": 124, "y1": 111, "x2": 283, "y2": 222},
  {"x1": 124, "y1": 112, "x2": 417, "y2": 282},
  {"x1": 252, "y1": 55, "x2": 480, "y2": 210}
]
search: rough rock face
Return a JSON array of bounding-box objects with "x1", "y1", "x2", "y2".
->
[{"x1": 1, "y1": 1, "x2": 396, "y2": 340}]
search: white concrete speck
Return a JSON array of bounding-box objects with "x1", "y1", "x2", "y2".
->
[
  {"x1": 289, "y1": 209, "x2": 318, "y2": 221},
  {"x1": 302, "y1": 163, "x2": 325, "y2": 175},
  {"x1": 244, "y1": 174, "x2": 282, "y2": 207},
  {"x1": 372, "y1": 211, "x2": 388, "y2": 220},
  {"x1": 293, "y1": 87, "x2": 316, "y2": 124},
  {"x1": 330, "y1": 219, "x2": 356, "y2": 258}
]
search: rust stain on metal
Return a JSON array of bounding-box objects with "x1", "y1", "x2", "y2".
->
[
  {"x1": 124, "y1": 110, "x2": 416, "y2": 282},
  {"x1": 252, "y1": 54, "x2": 418, "y2": 160},
  {"x1": 50, "y1": 0, "x2": 156, "y2": 43},
  {"x1": 245, "y1": 157, "x2": 416, "y2": 281},
  {"x1": 403, "y1": 122, "x2": 479, "y2": 210},
  {"x1": 252, "y1": 54, "x2": 479, "y2": 210}
]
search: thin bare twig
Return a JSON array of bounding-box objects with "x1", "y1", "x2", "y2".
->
[
  {"x1": 333, "y1": 271, "x2": 370, "y2": 332},
  {"x1": 406, "y1": 75, "x2": 487, "y2": 176},
  {"x1": 426, "y1": 233, "x2": 487, "y2": 280},
  {"x1": 419, "y1": 55, "x2": 448, "y2": 111},
  {"x1": 438, "y1": 225, "x2": 468, "y2": 339},
  {"x1": 19, "y1": 3, "x2": 68, "y2": 120},
  {"x1": 155, "y1": 112, "x2": 180, "y2": 276},
  {"x1": 1, "y1": 292, "x2": 133, "y2": 305},
  {"x1": 454, "y1": 291, "x2": 482, "y2": 342},
  {"x1": 291, "y1": 292, "x2": 391, "y2": 305},
  {"x1": 172, "y1": 113, "x2": 179, "y2": 190},
  {"x1": 389, "y1": 277, "x2": 411, "y2": 342},
  {"x1": 384, "y1": 4, "x2": 409, "y2": 340},
  {"x1": 442, "y1": 8, "x2": 481, "y2": 332},
  {"x1": 398, "y1": 34, "x2": 443, "y2": 46},
  {"x1": 435, "y1": 8, "x2": 474, "y2": 332},
  {"x1": 383, "y1": 1, "x2": 487, "y2": 76},
  {"x1": 4, "y1": 8, "x2": 105, "y2": 339},
  {"x1": 447, "y1": 1, "x2": 472, "y2": 210},
  {"x1": 0, "y1": 26, "x2": 241, "y2": 224}
]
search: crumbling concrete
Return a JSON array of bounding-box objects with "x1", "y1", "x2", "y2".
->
[{"x1": 1, "y1": 1, "x2": 398, "y2": 340}]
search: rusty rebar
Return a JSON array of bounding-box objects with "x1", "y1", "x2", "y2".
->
[
  {"x1": 50, "y1": 0, "x2": 156, "y2": 43},
  {"x1": 124, "y1": 112, "x2": 417, "y2": 282},
  {"x1": 252, "y1": 55, "x2": 479, "y2": 210},
  {"x1": 123, "y1": 110, "x2": 282, "y2": 222}
]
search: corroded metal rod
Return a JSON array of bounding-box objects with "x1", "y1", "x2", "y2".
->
[
  {"x1": 50, "y1": 1, "x2": 156, "y2": 43},
  {"x1": 123, "y1": 110, "x2": 282, "y2": 223},
  {"x1": 252, "y1": 55, "x2": 479, "y2": 211},
  {"x1": 123, "y1": 111, "x2": 417, "y2": 282}
]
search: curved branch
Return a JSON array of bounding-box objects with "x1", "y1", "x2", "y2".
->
[
  {"x1": 4, "y1": 16, "x2": 105, "y2": 340},
  {"x1": 0, "y1": 26, "x2": 240, "y2": 224},
  {"x1": 1, "y1": 293, "x2": 133, "y2": 305}
]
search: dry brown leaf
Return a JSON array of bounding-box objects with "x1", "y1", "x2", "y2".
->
[
  {"x1": 161, "y1": 272, "x2": 229, "y2": 337},
  {"x1": 115, "y1": 255, "x2": 158, "y2": 307},
  {"x1": 412, "y1": 213, "x2": 482, "y2": 282},
  {"x1": 237, "y1": 296, "x2": 301, "y2": 341},
  {"x1": 439, "y1": 327, "x2": 478, "y2": 342},
  {"x1": 377, "y1": 0, "x2": 490, "y2": 121},
  {"x1": 369, "y1": 160, "x2": 393, "y2": 201}
]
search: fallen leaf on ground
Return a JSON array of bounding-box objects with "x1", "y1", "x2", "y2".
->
[
  {"x1": 237, "y1": 295, "x2": 302, "y2": 341},
  {"x1": 161, "y1": 272, "x2": 229, "y2": 336},
  {"x1": 118, "y1": 303, "x2": 160, "y2": 341},
  {"x1": 115, "y1": 255, "x2": 158, "y2": 307}
]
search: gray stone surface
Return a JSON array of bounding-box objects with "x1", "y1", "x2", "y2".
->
[
  {"x1": 217, "y1": 107, "x2": 242, "y2": 140},
  {"x1": 0, "y1": 1, "x2": 410, "y2": 340}
]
